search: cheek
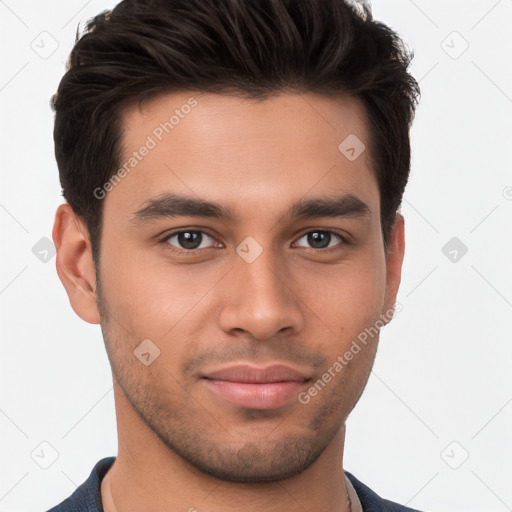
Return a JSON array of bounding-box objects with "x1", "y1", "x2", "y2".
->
[
  {"x1": 98, "y1": 235, "x2": 225, "y2": 351},
  {"x1": 305, "y1": 251, "x2": 386, "y2": 337}
]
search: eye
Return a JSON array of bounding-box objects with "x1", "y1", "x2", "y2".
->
[
  {"x1": 160, "y1": 228, "x2": 349, "y2": 256},
  {"x1": 161, "y1": 230, "x2": 219, "y2": 254},
  {"x1": 293, "y1": 230, "x2": 347, "y2": 252}
]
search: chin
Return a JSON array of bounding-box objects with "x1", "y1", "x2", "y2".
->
[{"x1": 166, "y1": 434, "x2": 328, "y2": 483}]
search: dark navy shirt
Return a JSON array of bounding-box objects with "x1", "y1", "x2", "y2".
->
[{"x1": 45, "y1": 457, "x2": 425, "y2": 512}]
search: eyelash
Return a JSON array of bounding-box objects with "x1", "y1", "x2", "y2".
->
[{"x1": 159, "y1": 229, "x2": 350, "y2": 256}]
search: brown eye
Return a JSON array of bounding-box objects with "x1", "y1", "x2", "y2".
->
[
  {"x1": 163, "y1": 230, "x2": 217, "y2": 252},
  {"x1": 294, "y1": 231, "x2": 346, "y2": 251}
]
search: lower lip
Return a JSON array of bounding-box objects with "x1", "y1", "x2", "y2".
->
[{"x1": 202, "y1": 379, "x2": 306, "y2": 409}]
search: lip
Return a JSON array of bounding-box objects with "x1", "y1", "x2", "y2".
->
[{"x1": 201, "y1": 364, "x2": 310, "y2": 410}]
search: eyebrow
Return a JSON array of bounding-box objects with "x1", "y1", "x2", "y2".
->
[{"x1": 130, "y1": 192, "x2": 372, "y2": 225}]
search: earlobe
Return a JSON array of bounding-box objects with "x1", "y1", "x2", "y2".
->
[
  {"x1": 52, "y1": 203, "x2": 101, "y2": 324},
  {"x1": 382, "y1": 213, "x2": 406, "y2": 324}
]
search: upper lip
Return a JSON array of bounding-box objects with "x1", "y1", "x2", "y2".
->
[{"x1": 201, "y1": 364, "x2": 310, "y2": 383}]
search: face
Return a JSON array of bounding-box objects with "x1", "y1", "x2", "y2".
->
[{"x1": 56, "y1": 91, "x2": 404, "y2": 483}]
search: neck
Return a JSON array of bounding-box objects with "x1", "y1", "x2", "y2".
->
[{"x1": 103, "y1": 383, "x2": 352, "y2": 512}]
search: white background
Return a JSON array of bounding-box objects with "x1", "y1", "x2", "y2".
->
[{"x1": 0, "y1": 1, "x2": 511, "y2": 511}]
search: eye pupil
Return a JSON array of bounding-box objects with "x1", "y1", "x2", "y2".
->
[
  {"x1": 308, "y1": 231, "x2": 331, "y2": 249},
  {"x1": 178, "y1": 231, "x2": 202, "y2": 249}
]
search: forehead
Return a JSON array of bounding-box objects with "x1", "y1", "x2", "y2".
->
[
  {"x1": 106, "y1": 90, "x2": 379, "y2": 223},
  {"x1": 120, "y1": 90, "x2": 370, "y2": 155}
]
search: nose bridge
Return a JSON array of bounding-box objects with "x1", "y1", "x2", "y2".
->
[
  {"x1": 219, "y1": 239, "x2": 303, "y2": 339},
  {"x1": 242, "y1": 246, "x2": 285, "y2": 301}
]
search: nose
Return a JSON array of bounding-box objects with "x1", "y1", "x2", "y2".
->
[{"x1": 218, "y1": 246, "x2": 305, "y2": 340}]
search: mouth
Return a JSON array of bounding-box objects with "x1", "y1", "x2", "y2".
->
[{"x1": 200, "y1": 364, "x2": 311, "y2": 410}]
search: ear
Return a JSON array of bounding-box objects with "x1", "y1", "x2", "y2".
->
[
  {"x1": 381, "y1": 213, "x2": 405, "y2": 324},
  {"x1": 52, "y1": 203, "x2": 101, "y2": 324}
]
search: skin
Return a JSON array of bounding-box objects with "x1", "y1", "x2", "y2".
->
[{"x1": 52, "y1": 90, "x2": 405, "y2": 512}]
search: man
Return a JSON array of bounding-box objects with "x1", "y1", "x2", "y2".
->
[{"x1": 47, "y1": 0, "x2": 422, "y2": 510}]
